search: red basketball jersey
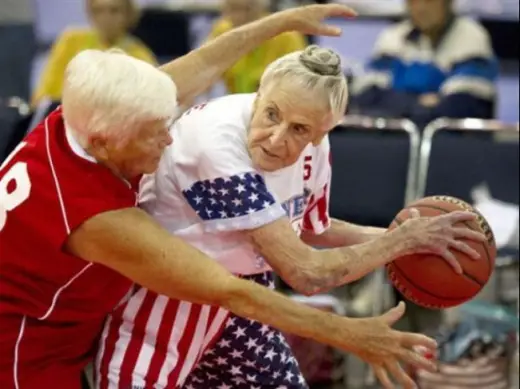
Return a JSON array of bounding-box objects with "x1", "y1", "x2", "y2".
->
[{"x1": 0, "y1": 108, "x2": 137, "y2": 389}]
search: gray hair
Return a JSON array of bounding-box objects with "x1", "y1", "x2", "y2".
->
[
  {"x1": 62, "y1": 49, "x2": 178, "y2": 147},
  {"x1": 259, "y1": 45, "x2": 348, "y2": 124}
]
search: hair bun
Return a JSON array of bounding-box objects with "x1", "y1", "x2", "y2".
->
[{"x1": 299, "y1": 45, "x2": 342, "y2": 77}]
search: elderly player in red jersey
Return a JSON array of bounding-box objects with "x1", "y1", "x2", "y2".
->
[{"x1": 0, "y1": 5, "x2": 440, "y2": 389}]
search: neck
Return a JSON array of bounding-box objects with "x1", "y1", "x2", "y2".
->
[
  {"x1": 425, "y1": 28, "x2": 443, "y2": 46},
  {"x1": 425, "y1": 14, "x2": 453, "y2": 46},
  {"x1": 98, "y1": 33, "x2": 125, "y2": 48},
  {"x1": 85, "y1": 146, "x2": 131, "y2": 182}
]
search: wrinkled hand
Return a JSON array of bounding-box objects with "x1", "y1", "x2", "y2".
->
[
  {"x1": 348, "y1": 302, "x2": 437, "y2": 389},
  {"x1": 397, "y1": 208, "x2": 487, "y2": 274},
  {"x1": 276, "y1": 4, "x2": 357, "y2": 37}
]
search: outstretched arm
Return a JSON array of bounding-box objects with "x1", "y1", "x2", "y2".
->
[
  {"x1": 247, "y1": 209, "x2": 485, "y2": 295},
  {"x1": 301, "y1": 218, "x2": 386, "y2": 248},
  {"x1": 248, "y1": 217, "x2": 404, "y2": 295},
  {"x1": 65, "y1": 206, "x2": 438, "y2": 388},
  {"x1": 159, "y1": 4, "x2": 356, "y2": 105}
]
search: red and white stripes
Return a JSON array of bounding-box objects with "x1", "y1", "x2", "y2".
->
[
  {"x1": 302, "y1": 183, "x2": 331, "y2": 235},
  {"x1": 96, "y1": 289, "x2": 229, "y2": 389}
]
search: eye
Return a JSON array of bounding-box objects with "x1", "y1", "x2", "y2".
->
[
  {"x1": 266, "y1": 108, "x2": 278, "y2": 122},
  {"x1": 293, "y1": 124, "x2": 309, "y2": 135}
]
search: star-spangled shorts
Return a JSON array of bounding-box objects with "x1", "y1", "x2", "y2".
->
[{"x1": 182, "y1": 272, "x2": 308, "y2": 389}]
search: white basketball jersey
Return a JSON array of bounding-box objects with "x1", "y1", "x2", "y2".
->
[{"x1": 139, "y1": 93, "x2": 331, "y2": 275}]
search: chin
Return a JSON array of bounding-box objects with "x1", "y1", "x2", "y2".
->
[
  {"x1": 140, "y1": 162, "x2": 160, "y2": 175},
  {"x1": 147, "y1": 165, "x2": 160, "y2": 174},
  {"x1": 256, "y1": 159, "x2": 283, "y2": 172}
]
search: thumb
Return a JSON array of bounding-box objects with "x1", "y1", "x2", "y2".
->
[
  {"x1": 380, "y1": 301, "x2": 406, "y2": 326},
  {"x1": 409, "y1": 207, "x2": 421, "y2": 219}
]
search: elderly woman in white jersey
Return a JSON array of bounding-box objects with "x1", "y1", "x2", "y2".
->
[{"x1": 97, "y1": 46, "x2": 485, "y2": 389}]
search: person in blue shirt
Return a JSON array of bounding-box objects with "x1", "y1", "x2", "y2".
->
[{"x1": 351, "y1": 0, "x2": 498, "y2": 127}]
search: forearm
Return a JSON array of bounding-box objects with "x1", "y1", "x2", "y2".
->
[
  {"x1": 301, "y1": 218, "x2": 386, "y2": 248},
  {"x1": 306, "y1": 230, "x2": 404, "y2": 293},
  {"x1": 223, "y1": 277, "x2": 357, "y2": 350},
  {"x1": 251, "y1": 219, "x2": 406, "y2": 295},
  {"x1": 159, "y1": 14, "x2": 284, "y2": 105},
  {"x1": 68, "y1": 209, "x2": 361, "y2": 351}
]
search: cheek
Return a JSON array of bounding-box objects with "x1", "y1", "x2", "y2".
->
[
  {"x1": 248, "y1": 127, "x2": 267, "y2": 145},
  {"x1": 115, "y1": 13, "x2": 128, "y2": 26},
  {"x1": 285, "y1": 141, "x2": 304, "y2": 162}
]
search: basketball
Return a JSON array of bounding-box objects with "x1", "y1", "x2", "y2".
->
[{"x1": 386, "y1": 195, "x2": 497, "y2": 309}]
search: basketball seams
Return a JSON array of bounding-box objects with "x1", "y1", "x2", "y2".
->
[
  {"x1": 389, "y1": 208, "x2": 489, "y2": 308},
  {"x1": 387, "y1": 257, "x2": 480, "y2": 300},
  {"x1": 430, "y1": 195, "x2": 496, "y2": 249},
  {"x1": 386, "y1": 196, "x2": 497, "y2": 309},
  {"x1": 386, "y1": 262, "x2": 468, "y2": 309},
  {"x1": 409, "y1": 203, "x2": 492, "y2": 276},
  {"x1": 393, "y1": 215, "x2": 487, "y2": 286}
]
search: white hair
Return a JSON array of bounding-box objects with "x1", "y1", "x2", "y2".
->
[
  {"x1": 62, "y1": 49, "x2": 177, "y2": 147},
  {"x1": 259, "y1": 46, "x2": 348, "y2": 124}
]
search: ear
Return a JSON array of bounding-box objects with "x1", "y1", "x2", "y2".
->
[{"x1": 89, "y1": 134, "x2": 110, "y2": 160}]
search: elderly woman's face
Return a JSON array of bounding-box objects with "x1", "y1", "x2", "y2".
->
[
  {"x1": 248, "y1": 84, "x2": 334, "y2": 172},
  {"x1": 88, "y1": 0, "x2": 132, "y2": 43}
]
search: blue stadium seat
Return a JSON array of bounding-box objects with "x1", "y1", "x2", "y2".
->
[
  {"x1": 329, "y1": 116, "x2": 420, "y2": 228},
  {"x1": 417, "y1": 118, "x2": 519, "y2": 205}
]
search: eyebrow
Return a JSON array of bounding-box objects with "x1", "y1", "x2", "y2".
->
[
  {"x1": 267, "y1": 102, "x2": 280, "y2": 111},
  {"x1": 268, "y1": 101, "x2": 311, "y2": 127}
]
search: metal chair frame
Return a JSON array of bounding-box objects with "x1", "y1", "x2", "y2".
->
[
  {"x1": 416, "y1": 118, "x2": 520, "y2": 200},
  {"x1": 339, "y1": 115, "x2": 421, "y2": 208},
  {"x1": 329, "y1": 115, "x2": 421, "y2": 388},
  {"x1": 415, "y1": 117, "x2": 519, "y2": 388}
]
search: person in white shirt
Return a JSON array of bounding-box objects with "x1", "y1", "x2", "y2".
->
[{"x1": 96, "y1": 45, "x2": 485, "y2": 389}]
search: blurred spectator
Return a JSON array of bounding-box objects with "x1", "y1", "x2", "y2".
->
[
  {"x1": 0, "y1": 0, "x2": 35, "y2": 101},
  {"x1": 351, "y1": 0, "x2": 499, "y2": 127},
  {"x1": 32, "y1": 0, "x2": 156, "y2": 106},
  {"x1": 207, "y1": 0, "x2": 307, "y2": 93}
]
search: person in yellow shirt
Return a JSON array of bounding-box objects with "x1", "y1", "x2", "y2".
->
[
  {"x1": 32, "y1": 0, "x2": 156, "y2": 106},
  {"x1": 208, "y1": 0, "x2": 308, "y2": 94}
]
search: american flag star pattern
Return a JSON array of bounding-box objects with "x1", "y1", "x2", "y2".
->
[
  {"x1": 182, "y1": 172, "x2": 285, "y2": 232},
  {"x1": 182, "y1": 272, "x2": 308, "y2": 389}
]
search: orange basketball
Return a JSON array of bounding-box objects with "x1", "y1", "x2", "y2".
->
[{"x1": 386, "y1": 195, "x2": 497, "y2": 309}]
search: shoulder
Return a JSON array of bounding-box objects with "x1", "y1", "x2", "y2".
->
[
  {"x1": 373, "y1": 20, "x2": 413, "y2": 56},
  {"x1": 449, "y1": 17, "x2": 491, "y2": 44},
  {"x1": 55, "y1": 27, "x2": 93, "y2": 45},
  {"x1": 170, "y1": 94, "x2": 256, "y2": 165},
  {"x1": 210, "y1": 18, "x2": 233, "y2": 38},
  {"x1": 3, "y1": 109, "x2": 136, "y2": 241},
  {"x1": 441, "y1": 17, "x2": 494, "y2": 60},
  {"x1": 126, "y1": 35, "x2": 156, "y2": 63},
  {"x1": 319, "y1": 134, "x2": 331, "y2": 151},
  {"x1": 175, "y1": 94, "x2": 255, "y2": 143},
  {"x1": 313, "y1": 135, "x2": 331, "y2": 163}
]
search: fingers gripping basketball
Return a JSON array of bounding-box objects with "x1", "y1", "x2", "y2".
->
[{"x1": 387, "y1": 196, "x2": 496, "y2": 309}]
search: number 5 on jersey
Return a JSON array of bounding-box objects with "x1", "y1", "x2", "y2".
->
[
  {"x1": 0, "y1": 142, "x2": 31, "y2": 231},
  {"x1": 303, "y1": 155, "x2": 312, "y2": 181}
]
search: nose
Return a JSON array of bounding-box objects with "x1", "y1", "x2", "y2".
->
[
  {"x1": 268, "y1": 125, "x2": 287, "y2": 147},
  {"x1": 165, "y1": 132, "x2": 173, "y2": 146},
  {"x1": 159, "y1": 132, "x2": 173, "y2": 149}
]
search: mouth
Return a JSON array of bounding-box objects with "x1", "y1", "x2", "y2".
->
[{"x1": 261, "y1": 147, "x2": 279, "y2": 159}]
